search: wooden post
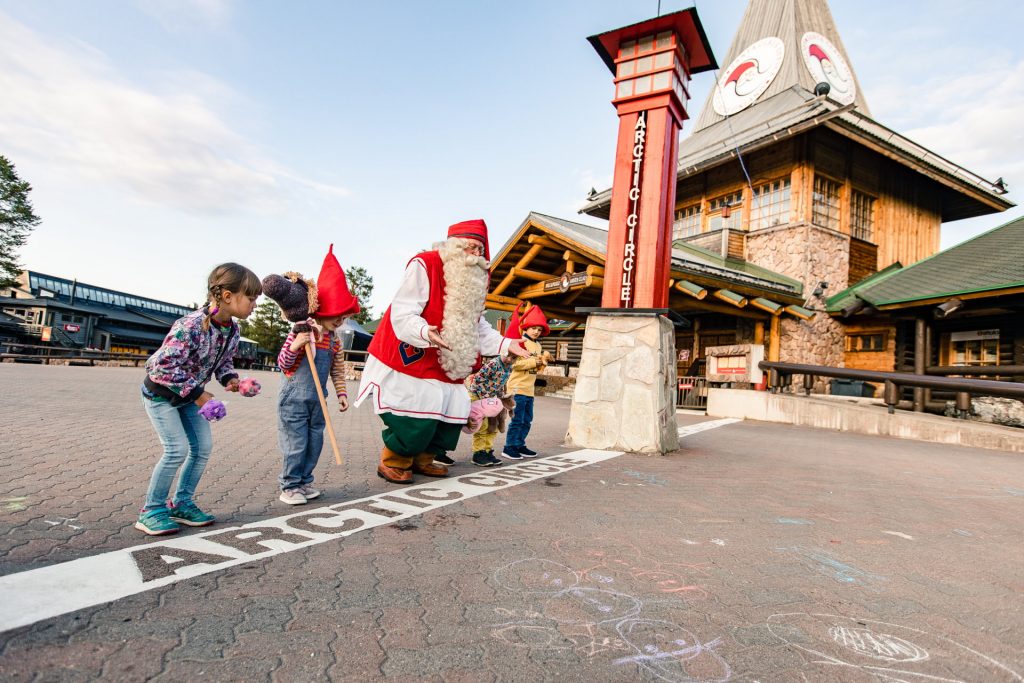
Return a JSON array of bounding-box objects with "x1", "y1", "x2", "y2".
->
[
  {"x1": 913, "y1": 317, "x2": 925, "y2": 412},
  {"x1": 754, "y1": 321, "x2": 765, "y2": 345},
  {"x1": 305, "y1": 344, "x2": 342, "y2": 465},
  {"x1": 923, "y1": 323, "x2": 932, "y2": 407},
  {"x1": 768, "y1": 314, "x2": 781, "y2": 362}
]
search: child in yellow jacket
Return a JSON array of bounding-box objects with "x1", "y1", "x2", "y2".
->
[{"x1": 501, "y1": 303, "x2": 552, "y2": 460}]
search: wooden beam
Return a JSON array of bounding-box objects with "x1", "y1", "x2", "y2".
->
[
  {"x1": 768, "y1": 315, "x2": 781, "y2": 362},
  {"x1": 749, "y1": 297, "x2": 783, "y2": 314},
  {"x1": 563, "y1": 249, "x2": 599, "y2": 267},
  {"x1": 785, "y1": 304, "x2": 815, "y2": 320},
  {"x1": 486, "y1": 292, "x2": 520, "y2": 307},
  {"x1": 713, "y1": 289, "x2": 748, "y2": 308},
  {"x1": 491, "y1": 243, "x2": 544, "y2": 296},
  {"x1": 670, "y1": 297, "x2": 769, "y2": 320},
  {"x1": 674, "y1": 280, "x2": 708, "y2": 300},
  {"x1": 558, "y1": 321, "x2": 581, "y2": 336},
  {"x1": 527, "y1": 234, "x2": 562, "y2": 248},
  {"x1": 585, "y1": 264, "x2": 605, "y2": 277},
  {"x1": 513, "y1": 267, "x2": 550, "y2": 282}
]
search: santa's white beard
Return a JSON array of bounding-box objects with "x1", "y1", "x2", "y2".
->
[{"x1": 436, "y1": 238, "x2": 489, "y2": 380}]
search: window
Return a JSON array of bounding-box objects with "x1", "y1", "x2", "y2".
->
[
  {"x1": 708, "y1": 192, "x2": 744, "y2": 232},
  {"x1": 750, "y1": 178, "x2": 791, "y2": 230},
  {"x1": 952, "y1": 339, "x2": 999, "y2": 366},
  {"x1": 812, "y1": 176, "x2": 841, "y2": 231},
  {"x1": 846, "y1": 332, "x2": 886, "y2": 352},
  {"x1": 673, "y1": 205, "x2": 702, "y2": 239},
  {"x1": 851, "y1": 190, "x2": 875, "y2": 242}
]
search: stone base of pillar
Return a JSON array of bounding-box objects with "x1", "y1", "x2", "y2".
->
[{"x1": 566, "y1": 312, "x2": 679, "y2": 454}]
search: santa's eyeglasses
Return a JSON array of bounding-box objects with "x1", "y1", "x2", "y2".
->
[{"x1": 463, "y1": 243, "x2": 484, "y2": 255}]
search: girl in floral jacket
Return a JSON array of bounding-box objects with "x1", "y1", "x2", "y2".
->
[{"x1": 136, "y1": 263, "x2": 261, "y2": 536}]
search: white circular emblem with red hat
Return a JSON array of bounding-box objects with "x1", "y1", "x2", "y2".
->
[
  {"x1": 712, "y1": 37, "x2": 785, "y2": 116},
  {"x1": 801, "y1": 31, "x2": 856, "y2": 105}
]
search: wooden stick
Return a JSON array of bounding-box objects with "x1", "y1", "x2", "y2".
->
[{"x1": 304, "y1": 343, "x2": 342, "y2": 465}]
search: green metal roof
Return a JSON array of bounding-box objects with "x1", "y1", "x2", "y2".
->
[
  {"x1": 828, "y1": 215, "x2": 1024, "y2": 311},
  {"x1": 826, "y1": 261, "x2": 904, "y2": 312}
]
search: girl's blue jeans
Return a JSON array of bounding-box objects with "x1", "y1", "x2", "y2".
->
[{"x1": 141, "y1": 396, "x2": 212, "y2": 511}]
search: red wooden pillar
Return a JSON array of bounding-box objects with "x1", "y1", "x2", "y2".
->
[{"x1": 589, "y1": 10, "x2": 717, "y2": 309}]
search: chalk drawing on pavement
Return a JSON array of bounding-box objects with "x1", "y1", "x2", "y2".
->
[
  {"x1": 767, "y1": 613, "x2": 1022, "y2": 681},
  {"x1": 490, "y1": 557, "x2": 728, "y2": 682}
]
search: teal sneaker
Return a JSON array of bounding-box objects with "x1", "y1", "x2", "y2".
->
[
  {"x1": 135, "y1": 508, "x2": 180, "y2": 536},
  {"x1": 168, "y1": 500, "x2": 215, "y2": 527}
]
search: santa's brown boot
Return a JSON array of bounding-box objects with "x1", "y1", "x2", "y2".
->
[
  {"x1": 412, "y1": 452, "x2": 448, "y2": 477},
  {"x1": 378, "y1": 447, "x2": 413, "y2": 484}
]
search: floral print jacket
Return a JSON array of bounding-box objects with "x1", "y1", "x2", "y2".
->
[{"x1": 143, "y1": 308, "x2": 240, "y2": 405}]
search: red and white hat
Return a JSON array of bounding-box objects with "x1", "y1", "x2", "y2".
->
[
  {"x1": 447, "y1": 219, "x2": 490, "y2": 260},
  {"x1": 316, "y1": 244, "x2": 361, "y2": 318},
  {"x1": 504, "y1": 301, "x2": 550, "y2": 339}
]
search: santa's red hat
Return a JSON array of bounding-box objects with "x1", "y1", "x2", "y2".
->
[
  {"x1": 316, "y1": 244, "x2": 360, "y2": 318},
  {"x1": 504, "y1": 301, "x2": 550, "y2": 339},
  {"x1": 447, "y1": 219, "x2": 490, "y2": 260}
]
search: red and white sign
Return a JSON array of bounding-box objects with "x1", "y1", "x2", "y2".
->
[
  {"x1": 712, "y1": 37, "x2": 785, "y2": 116},
  {"x1": 63, "y1": 324, "x2": 81, "y2": 333},
  {"x1": 801, "y1": 32, "x2": 856, "y2": 105},
  {"x1": 619, "y1": 111, "x2": 647, "y2": 307}
]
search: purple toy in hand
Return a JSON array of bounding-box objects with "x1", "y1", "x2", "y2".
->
[
  {"x1": 238, "y1": 378, "x2": 261, "y2": 397},
  {"x1": 198, "y1": 399, "x2": 227, "y2": 422}
]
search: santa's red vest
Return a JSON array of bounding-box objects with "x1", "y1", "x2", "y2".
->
[{"x1": 368, "y1": 251, "x2": 477, "y2": 384}]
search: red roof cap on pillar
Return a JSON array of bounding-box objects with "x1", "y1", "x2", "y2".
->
[{"x1": 588, "y1": 8, "x2": 718, "y2": 76}]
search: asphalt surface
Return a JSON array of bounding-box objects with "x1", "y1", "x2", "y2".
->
[{"x1": 1, "y1": 363, "x2": 1022, "y2": 682}]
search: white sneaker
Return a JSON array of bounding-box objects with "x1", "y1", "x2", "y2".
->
[
  {"x1": 279, "y1": 489, "x2": 307, "y2": 505},
  {"x1": 299, "y1": 484, "x2": 321, "y2": 500}
]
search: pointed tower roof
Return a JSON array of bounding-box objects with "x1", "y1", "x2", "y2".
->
[
  {"x1": 692, "y1": 0, "x2": 869, "y2": 131},
  {"x1": 579, "y1": 0, "x2": 1011, "y2": 223}
]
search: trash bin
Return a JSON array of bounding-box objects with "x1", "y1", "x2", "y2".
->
[{"x1": 830, "y1": 378, "x2": 874, "y2": 397}]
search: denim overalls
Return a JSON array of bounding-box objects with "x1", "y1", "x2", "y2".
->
[{"x1": 277, "y1": 338, "x2": 332, "y2": 491}]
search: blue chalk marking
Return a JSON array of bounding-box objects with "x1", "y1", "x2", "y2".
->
[{"x1": 777, "y1": 517, "x2": 813, "y2": 525}]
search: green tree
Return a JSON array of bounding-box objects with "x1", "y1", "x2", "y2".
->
[
  {"x1": 0, "y1": 156, "x2": 41, "y2": 287},
  {"x1": 239, "y1": 299, "x2": 290, "y2": 354},
  {"x1": 346, "y1": 265, "x2": 374, "y2": 325}
]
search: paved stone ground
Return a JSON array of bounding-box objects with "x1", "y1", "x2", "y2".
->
[{"x1": 1, "y1": 363, "x2": 1022, "y2": 682}]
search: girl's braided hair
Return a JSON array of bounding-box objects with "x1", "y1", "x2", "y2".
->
[{"x1": 202, "y1": 263, "x2": 262, "y2": 330}]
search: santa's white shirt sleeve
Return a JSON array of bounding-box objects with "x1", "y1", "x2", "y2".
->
[{"x1": 355, "y1": 257, "x2": 510, "y2": 422}]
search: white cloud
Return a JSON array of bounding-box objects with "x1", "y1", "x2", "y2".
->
[
  {"x1": 870, "y1": 56, "x2": 1024, "y2": 190},
  {"x1": 138, "y1": 0, "x2": 234, "y2": 30},
  {"x1": 0, "y1": 11, "x2": 349, "y2": 215}
]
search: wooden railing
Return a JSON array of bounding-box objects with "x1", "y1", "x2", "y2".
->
[
  {"x1": 760, "y1": 361, "x2": 1024, "y2": 418},
  {"x1": 0, "y1": 343, "x2": 149, "y2": 366}
]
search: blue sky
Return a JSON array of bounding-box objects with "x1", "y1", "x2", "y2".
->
[{"x1": 2, "y1": 0, "x2": 1022, "y2": 314}]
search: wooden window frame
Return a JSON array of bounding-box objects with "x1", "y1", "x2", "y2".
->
[
  {"x1": 845, "y1": 330, "x2": 888, "y2": 353},
  {"x1": 672, "y1": 204, "x2": 703, "y2": 239},
  {"x1": 850, "y1": 189, "x2": 876, "y2": 243},
  {"x1": 812, "y1": 175, "x2": 842, "y2": 231},
  {"x1": 750, "y1": 178, "x2": 792, "y2": 231},
  {"x1": 707, "y1": 191, "x2": 745, "y2": 232}
]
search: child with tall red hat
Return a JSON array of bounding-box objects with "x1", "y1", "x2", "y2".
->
[
  {"x1": 354, "y1": 219, "x2": 530, "y2": 484},
  {"x1": 501, "y1": 301, "x2": 552, "y2": 460},
  {"x1": 272, "y1": 245, "x2": 360, "y2": 505}
]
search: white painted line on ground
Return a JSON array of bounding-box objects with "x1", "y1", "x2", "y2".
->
[
  {"x1": 678, "y1": 418, "x2": 741, "y2": 438},
  {"x1": 0, "y1": 450, "x2": 622, "y2": 633}
]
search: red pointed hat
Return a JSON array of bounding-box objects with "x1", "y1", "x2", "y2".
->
[
  {"x1": 316, "y1": 244, "x2": 360, "y2": 318},
  {"x1": 504, "y1": 301, "x2": 550, "y2": 339},
  {"x1": 447, "y1": 219, "x2": 490, "y2": 260}
]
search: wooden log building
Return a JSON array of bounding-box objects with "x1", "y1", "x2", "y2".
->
[{"x1": 487, "y1": 0, "x2": 1014, "y2": 390}]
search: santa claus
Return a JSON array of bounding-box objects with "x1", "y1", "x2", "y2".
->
[{"x1": 355, "y1": 219, "x2": 529, "y2": 484}]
